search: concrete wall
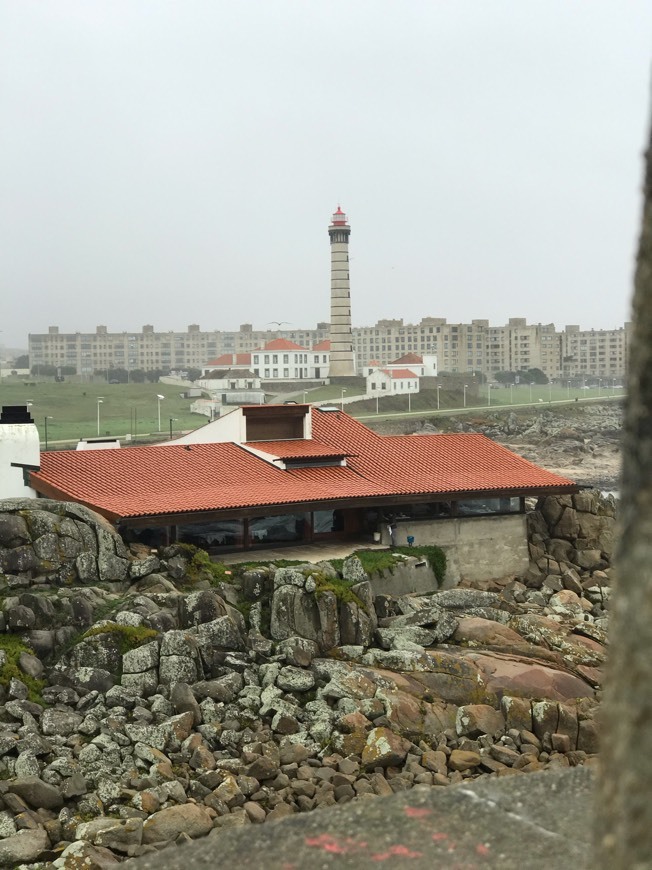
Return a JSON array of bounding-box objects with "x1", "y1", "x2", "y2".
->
[
  {"x1": 382, "y1": 514, "x2": 529, "y2": 586},
  {"x1": 368, "y1": 557, "x2": 440, "y2": 597}
]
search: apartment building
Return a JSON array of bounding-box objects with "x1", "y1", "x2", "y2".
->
[
  {"x1": 29, "y1": 318, "x2": 631, "y2": 382},
  {"x1": 29, "y1": 323, "x2": 330, "y2": 379},
  {"x1": 560, "y1": 324, "x2": 632, "y2": 382}
]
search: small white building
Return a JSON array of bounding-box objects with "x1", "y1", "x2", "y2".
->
[
  {"x1": 201, "y1": 353, "x2": 252, "y2": 377},
  {"x1": 363, "y1": 352, "x2": 437, "y2": 378},
  {"x1": 366, "y1": 368, "x2": 421, "y2": 395}
]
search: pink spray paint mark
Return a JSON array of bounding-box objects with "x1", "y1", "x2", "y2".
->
[
  {"x1": 371, "y1": 844, "x2": 424, "y2": 861},
  {"x1": 304, "y1": 833, "x2": 368, "y2": 855},
  {"x1": 404, "y1": 806, "x2": 432, "y2": 819}
]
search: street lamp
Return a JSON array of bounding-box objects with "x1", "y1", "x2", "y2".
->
[
  {"x1": 340, "y1": 388, "x2": 346, "y2": 411},
  {"x1": 437, "y1": 384, "x2": 442, "y2": 409},
  {"x1": 567, "y1": 380, "x2": 571, "y2": 399},
  {"x1": 597, "y1": 378, "x2": 602, "y2": 397},
  {"x1": 44, "y1": 416, "x2": 53, "y2": 450},
  {"x1": 169, "y1": 417, "x2": 178, "y2": 440},
  {"x1": 463, "y1": 384, "x2": 468, "y2": 408},
  {"x1": 510, "y1": 384, "x2": 514, "y2": 404},
  {"x1": 96, "y1": 398, "x2": 104, "y2": 435},
  {"x1": 156, "y1": 394, "x2": 165, "y2": 432},
  {"x1": 487, "y1": 383, "x2": 492, "y2": 406},
  {"x1": 529, "y1": 382, "x2": 534, "y2": 403}
]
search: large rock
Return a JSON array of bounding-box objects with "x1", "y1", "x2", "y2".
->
[
  {"x1": 6, "y1": 776, "x2": 64, "y2": 810},
  {"x1": 361, "y1": 727, "x2": 412, "y2": 769},
  {"x1": 142, "y1": 804, "x2": 213, "y2": 844},
  {"x1": 0, "y1": 827, "x2": 49, "y2": 866}
]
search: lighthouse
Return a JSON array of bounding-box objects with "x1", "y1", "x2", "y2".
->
[{"x1": 328, "y1": 206, "x2": 356, "y2": 378}]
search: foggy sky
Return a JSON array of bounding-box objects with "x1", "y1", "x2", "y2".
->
[{"x1": 1, "y1": 1, "x2": 650, "y2": 349}]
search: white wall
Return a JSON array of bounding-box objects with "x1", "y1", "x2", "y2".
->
[{"x1": 0, "y1": 422, "x2": 40, "y2": 499}]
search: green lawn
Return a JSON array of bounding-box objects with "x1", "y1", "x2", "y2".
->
[
  {"x1": 0, "y1": 377, "x2": 623, "y2": 445},
  {"x1": 303, "y1": 383, "x2": 367, "y2": 402},
  {"x1": 0, "y1": 380, "x2": 205, "y2": 445},
  {"x1": 347, "y1": 382, "x2": 623, "y2": 417}
]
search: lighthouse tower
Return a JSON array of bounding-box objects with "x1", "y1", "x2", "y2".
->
[{"x1": 328, "y1": 206, "x2": 356, "y2": 378}]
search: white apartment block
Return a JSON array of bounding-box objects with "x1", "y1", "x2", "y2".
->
[{"x1": 29, "y1": 318, "x2": 631, "y2": 382}]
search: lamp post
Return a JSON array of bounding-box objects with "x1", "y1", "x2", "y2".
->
[
  {"x1": 96, "y1": 398, "x2": 104, "y2": 435},
  {"x1": 567, "y1": 380, "x2": 571, "y2": 400},
  {"x1": 340, "y1": 388, "x2": 346, "y2": 411},
  {"x1": 169, "y1": 417, "x2": 178, "y2": 440},
  {"x1": 529, "y1": 382, "x2": 534, "y2": 403},
  {"x1": 408, "y1": 391, "x2": 412, "y2": 413},
  {"x1": 437, "y1": 384, "x2": 441, "y2": 409},
  {"x1": 44, "y1": 416, "x2": 53, "y2": 450},
  {"x1": 463, "y1": 384, "x2": 468, "y2": 408},
  {"x1": 597, "y1": 378, "x2": 602, "y2": 397},
  {"x1": 302, "y1": 390, "x2": 307, "y2": 404},
  {"x1": 510, "y1": 383, "x2": 514, "y2": 404},
  {"x1": 376, "y1": 394, "x2": 379, "y2": 414},
  {"x1": 156, "y1": 394, "x2": 165, "y2": 432},
  {"x1": 548, "y1": 381, "x2": 552, "y2": 402},
  {"x1": 487, "y1": 383, "x2": 492, "y2": 406}
]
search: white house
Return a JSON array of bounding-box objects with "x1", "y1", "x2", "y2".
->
[
  {"x1": 251, "y1": 339, "x2": 329, "y2": 382},
  {"x1": 363, "y1": 352, "x2": 437, "y2": 378},
  {"x1": 366, "y1": 368, "x2": 421, "y2": 395}
]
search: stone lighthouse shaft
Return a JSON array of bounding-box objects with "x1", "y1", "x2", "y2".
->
[{"x1": 328, "y1": 206, "x2": 356, "y2": 379}]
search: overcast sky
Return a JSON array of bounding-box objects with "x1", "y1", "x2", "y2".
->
[{"x1": 1, "y1": 1, "x2": 650, "y2": 349}]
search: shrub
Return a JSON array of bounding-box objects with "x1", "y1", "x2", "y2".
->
[
  {"x1": 173, "y1": 543, "x2": 231, "y2": 587},
  {"x1": 81, "y1": 623, "x2": 158, "y2": 655},
  {"x1": 0, "y1": 635, "x2": 46, "y2": 705}
]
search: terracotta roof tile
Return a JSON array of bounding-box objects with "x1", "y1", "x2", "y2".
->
[
  {"x1": 312, "y1": 340, "x2": 331, "y2": 351},
  {"x1": 30, "y1": 409, "x2": 577, "y2": 521},
  {"x1": 205, "y1": 353, "x2": 251, "y2": 366},
  {"x1": 391, "y1": 353, "x2": 423, "y2": 364},
  {"x1": 381, "y1": 368, "x2": 418, "y2": 379},
  {"x1": 244, "y1": 439, "x2": 349, "y2": 460},
  {"x1": 256, "y1": 338, "x2": 306, "y2": 351}
]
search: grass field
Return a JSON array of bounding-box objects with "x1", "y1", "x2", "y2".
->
[
  {"x1": 0, "y1": 377, "x2": 623, "y2": 446},
  {"x1": 0, "y1": 380, "x2": 204, "y2": 444}
]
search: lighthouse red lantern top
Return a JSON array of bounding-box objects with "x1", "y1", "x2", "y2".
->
[{"x1": 330, "y1": 206, "x2": 348, "y2": 226}]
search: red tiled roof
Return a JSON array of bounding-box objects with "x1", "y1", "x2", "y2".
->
[
  {"x1": 30, "y1": 409, "x2": 577, "y2": 521},
  {"x1": 381, "y1": 368, "x2": 418, "y2": 379},
  {"x1": 312, "y1": 340, "x2": 331, "y2": 351},
  {"x1": 256, "y1": 338, "x2": 306, "y2": 352},
  {"x1": 391, "y1": 353, "x2": 423, "y2": 365},
  {"x1": 244, "y1": 439, "x2": 349, "y2": 460},
  {"x1": 205, "y1": 353, "x2": 251, "y2": 367}
]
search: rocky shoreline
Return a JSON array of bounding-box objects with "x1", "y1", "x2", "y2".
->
[
  {"x1": 380, "y1": 402, "x2": 623, "y2": 492},
  {"x1": 0, "y1": 491, "x2": 614, "y2": 867}
]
